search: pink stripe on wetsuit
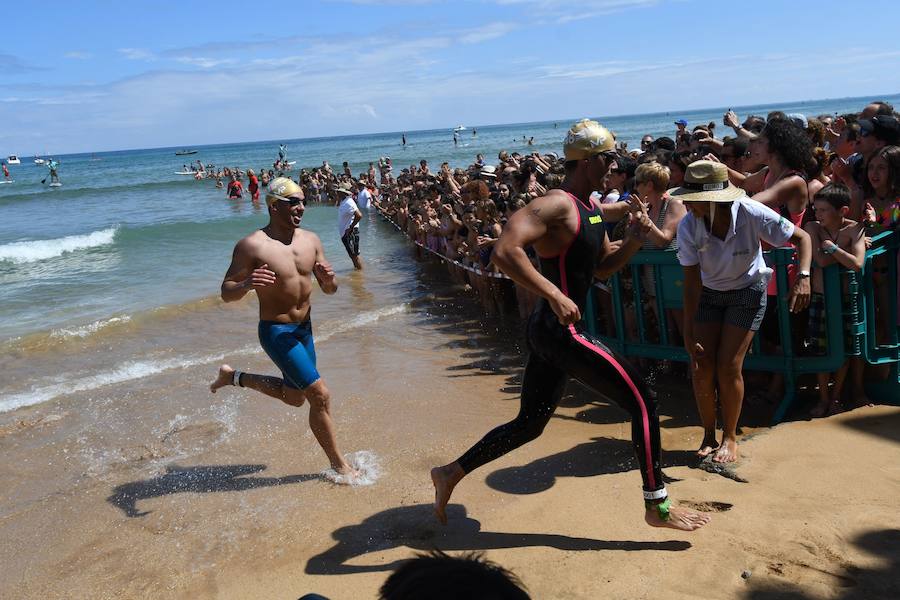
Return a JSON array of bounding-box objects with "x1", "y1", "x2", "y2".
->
[{"x1": 456, "y1": 191, "x2": 666, "y2": 499}]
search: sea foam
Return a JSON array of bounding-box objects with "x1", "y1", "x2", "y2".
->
[
  {"x1": 322, "y1": 450, "x2": 382, "y2": 486},
  {"x1": 50, "y1": 316, "x2": 132, "y2": 339},
  {"x1": 0, "y1": 227, "x2": 117, "y2": 264},
  {"x1": 0, "y1": 303, "x2": 407, "y2": 413}
]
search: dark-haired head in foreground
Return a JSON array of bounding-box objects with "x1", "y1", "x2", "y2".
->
[{"x1": 379, "y1": 551, "x2": 530, "y2": 600}]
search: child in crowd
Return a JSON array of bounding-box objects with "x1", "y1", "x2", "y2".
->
[{"x1": 803, "y1": 183, "x2": 866, "y2": 416}]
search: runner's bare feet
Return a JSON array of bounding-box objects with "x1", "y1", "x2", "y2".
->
[
  {"x1": 713, "y1": 438, "x2": 738, "y2": 463},
  {"x1": 210, "y1": 364, "x2": 235, "y2": 393},
  {"x1": 696, "y1": 434, "x2": 719, "y2": 458},
  {"x1": 325, "y1": 464, "x2": 361, "y2": 485},
  {"x1": 431, "y1": 463, "x2": 464, "y2": 525},
  {"x1": 645, "y1": 504, "x2": 711, "y2": 531}
]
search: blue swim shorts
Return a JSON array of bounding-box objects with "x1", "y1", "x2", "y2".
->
[{"x1": 257, "y1": 320, "x2": 320, "y2": 390}]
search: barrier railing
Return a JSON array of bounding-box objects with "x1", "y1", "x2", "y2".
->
[
  {"x1": 377, "y1": 202, "x2": 898, "y2": 423},
  {"x1": 586, "y1": 230, "x2": 899, "y2": 423}
]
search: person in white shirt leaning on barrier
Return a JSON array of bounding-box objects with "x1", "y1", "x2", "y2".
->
[{"x1": 675, "y1": 161, "x2": 812, "y2": 464}]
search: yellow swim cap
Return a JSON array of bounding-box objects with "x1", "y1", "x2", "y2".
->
[
  {"x1": 563, "y1": 119, "x2": 615, "y2": 160},
  {"x1": 266, "y1": 177, "x2": 302, "y2": 205}
]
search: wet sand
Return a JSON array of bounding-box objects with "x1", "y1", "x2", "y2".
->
[{"x1": 2, "y1": 255, "x2": 899, "y2": 599}]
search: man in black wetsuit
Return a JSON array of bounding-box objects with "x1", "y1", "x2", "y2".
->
[{"x1": 431, "y1": 119, "x2": 711, "y2": 532}]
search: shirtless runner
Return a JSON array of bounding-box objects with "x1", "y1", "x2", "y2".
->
[
  {"x1": 210, "y1": 177, "x2": 357, "y2": 481},
  {"x1": 431, "y1": 120, "x2": 710, "y2": 532}
]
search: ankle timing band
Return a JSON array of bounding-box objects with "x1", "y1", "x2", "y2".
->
[
  {"x1": 233, "y1": 370, "x2": 244, "y2": 387},
  {"x1": 646, "y1": 498, "x2": 672, "y2": 521}
]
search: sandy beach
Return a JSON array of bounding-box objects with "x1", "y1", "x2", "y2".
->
[{"x1": 1, "y1": 260, "x2": 898, "y2": 599}]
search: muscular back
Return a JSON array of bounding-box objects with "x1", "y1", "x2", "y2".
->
[{"x1": 225, "y1": 228, "x2": 322, "y2": 322}]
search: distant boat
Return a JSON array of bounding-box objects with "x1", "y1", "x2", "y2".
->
[
  {"x1": 175, "y1": 149, "x2": 198, "y2": 156},
  {"x1": 6, "y1": 155, "x2": 21, "y2": 165},
  {"x1": 34, "y1": 157, "x2": 45, "y2": 165},
  {"x1": 453, "y1": 126, "x2": 467, "y2": 131}
]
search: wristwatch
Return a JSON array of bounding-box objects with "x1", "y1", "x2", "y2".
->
[{"x1": 797, "y1": 270, "x2": 811, "y2": 279}]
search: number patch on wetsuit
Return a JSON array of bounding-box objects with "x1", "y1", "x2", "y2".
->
[{"x1": 588, "y1": 215, "x2": 603, "y2": 224}]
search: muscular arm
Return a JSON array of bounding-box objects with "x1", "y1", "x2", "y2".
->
[
  {"x1": 221, "y1": 238, "x2": 270, "y2": 302},
  {"x1": 313, "y1": 235, "x2": 338, "y2": 294},
  {"x1": 491, "y1": 194, "x2": 568, "y2": 301}
]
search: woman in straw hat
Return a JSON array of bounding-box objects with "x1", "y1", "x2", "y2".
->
[{"x1": 674, "y1": 161, "x2": 812, "y2": 463}]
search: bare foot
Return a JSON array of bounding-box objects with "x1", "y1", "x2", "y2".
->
[
  {"x1": 431, "y1": 463, "x2": 464, "y2": 525},
  {"x1": 696, "y1": 434, "x2": 719, "y2": 458},
  {"x1": 645, "y1": 504, "x2": 711, "y2": 531},
  {"x1": 210, "y1": 364, "x2": 234, "y2": 393},
  {"x1": 324, "y1": 464, "x2": 361, "y2": 485},
  {"x1": 810, "y1": 397, "x2": 832, "y2": 418},
  {"x1": 850, "y1": 391, "x2": 873, "y2": 409},
  {"x1": 713, "y1": 438, "x2": 738, "y2": 463}
]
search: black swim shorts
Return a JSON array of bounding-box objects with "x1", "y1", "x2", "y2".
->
[{"x1": 341, "y1": 228, "x2": 360, "y2": 258}]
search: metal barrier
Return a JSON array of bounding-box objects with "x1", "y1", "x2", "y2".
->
[{"x1": 585, "y1": 230, "x2": 900, "y2": 423}]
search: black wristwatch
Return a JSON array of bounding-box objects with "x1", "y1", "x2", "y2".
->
[{"x1": 797, "y1": 270, "x2": 811, "y2": 279}]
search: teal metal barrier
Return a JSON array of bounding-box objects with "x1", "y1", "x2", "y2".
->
[{"x1": 586, "y1": 230, "x2": 900, "y2": 423}]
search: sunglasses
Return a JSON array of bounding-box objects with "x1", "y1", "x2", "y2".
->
[{"x1": 278, "y1": 196, "x2": 304, "y2": 206}]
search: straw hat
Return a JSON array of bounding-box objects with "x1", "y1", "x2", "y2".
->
[
  {"x1": 667, "y1": 160, "x2": 746, "y2": 202},
  {"x1": 335, "y1": 183, "x2": 353, "y2": 197},
  {"x1": 563, "y1": 119, "x2": 615, "y2": 160}
]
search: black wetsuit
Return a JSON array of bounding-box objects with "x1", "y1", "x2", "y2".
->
[{"x1": 457, "y1": 192, "x2": 666, "y2": 498}]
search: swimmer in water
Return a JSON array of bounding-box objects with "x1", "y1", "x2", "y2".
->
[
  {"x1": 210, "y1": 177, "x2": 358, "y2": 482},
  {"x1": 431, "y1": 120, "x2": 711, "y2": 532}
]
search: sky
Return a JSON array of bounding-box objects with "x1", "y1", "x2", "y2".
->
[{"x1": 3, "y1": 0, "x2": 900, "y2": 155}]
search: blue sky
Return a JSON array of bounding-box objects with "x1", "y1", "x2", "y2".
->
[{"x1": 3, "y1": 0, "x2": 899, "y2": 154}]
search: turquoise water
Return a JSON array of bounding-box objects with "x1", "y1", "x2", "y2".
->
[{"x1": 1, "y1": 92, "x2": 897, "y2": 342}]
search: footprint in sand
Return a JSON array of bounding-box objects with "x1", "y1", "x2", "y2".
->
[
  {"x1": 160, "y1": 421, "x2": 228, "y2": 447},
  {"x1": 679, "y1": 500, "x2": 733, "y2": 512}
]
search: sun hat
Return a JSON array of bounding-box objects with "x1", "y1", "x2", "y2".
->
[
  {"x1": 265, "y1": 177, "x2": 302, "y2": 205},
  {"x1": 480, "y1": 165, "x2": 498, "y2": 178},
  {"x1": 563, "y1": 119, "x2": 615, "y2": 160},
  {"x1": 667, "y1": 160, "x2": 746, "y2": 202},
  {"x1": 336, "y1": 183, "x2": 353, "y2": 197},
  {"x1": 674, "y1": 119, "x2": 688, "y2": 127}
]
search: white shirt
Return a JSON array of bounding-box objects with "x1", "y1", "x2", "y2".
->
[
  {"x1": 337, "y1": 197, "x2": 360, "y2": 237},
  {"x1": 677, "y1": 198, "x2": 794, "y2": 291},
  {"x1": 356, "y1": 188, "x2": 371, "y2": 211}
]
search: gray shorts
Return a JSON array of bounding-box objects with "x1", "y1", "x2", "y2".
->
[{"x1": 695, "y1": 277, "x2": 768, "y2": 331}]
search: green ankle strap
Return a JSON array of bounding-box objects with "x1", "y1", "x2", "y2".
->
[{"x1": 646, "y1": 497, "x2": 671, "y2": 521}]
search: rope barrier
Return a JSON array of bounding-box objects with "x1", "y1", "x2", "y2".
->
[{"x1": 374, "y1": 205, "x2": 512, "y2": 280}]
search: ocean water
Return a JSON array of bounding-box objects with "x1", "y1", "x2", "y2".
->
[{"x1": 1, "y1": 92, "x2": 897, "y2": 414}]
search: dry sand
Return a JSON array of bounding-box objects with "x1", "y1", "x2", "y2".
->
[{"x1": 1, "y1": 295, "x2": 898, "y2": 599}]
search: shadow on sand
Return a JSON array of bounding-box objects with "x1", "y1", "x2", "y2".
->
[
  {"x1": 305, "y1": 503, "x2": 690, "y2": 575},
  {"x1": 742, "y1": 529, "x2": 900, "y2": 599},
  {"x1": 485, "y1": 437, "x2": 697, "y2": 495},
  {"x1": 107, "y1": 464, "x2": 320, "y2": 517}
]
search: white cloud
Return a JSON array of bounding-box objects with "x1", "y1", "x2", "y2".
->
[
  {"x1": 118, "y1": 48, "x2": 156, "y2": 61},
  {"x1": 64, "y1": 51, "x2": 93, "y2": 60},
  {"x1": 174, "y1": 56, "x2": 238, "y2": 69},
  {"x1": 3, "y1": 33, "x2": 898, "y2": 155},
  {"x1": 458, "y1": 22, "x2": 518, "y2": 44}
]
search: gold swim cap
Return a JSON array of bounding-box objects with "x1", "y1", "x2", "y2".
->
[
  {"x1": 563, "y1": 119, "x2": 615, "y2": 160},
  {"x1": 266, "y1": 177, "x2": 302, "y2": 205}
]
